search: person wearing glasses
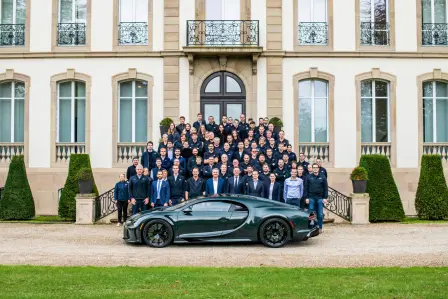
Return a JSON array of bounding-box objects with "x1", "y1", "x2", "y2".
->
[{"x1": 303, "y1": 163, "x2": 328, "y2": 234}]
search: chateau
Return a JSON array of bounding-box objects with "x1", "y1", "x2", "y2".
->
[{"x1": 1, "y1": 0, "x2": 448, "y2": 215}]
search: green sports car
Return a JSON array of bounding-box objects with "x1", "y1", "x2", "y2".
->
[{"x1": 123, "y1": 194, "x2": 319, "y2": 248}]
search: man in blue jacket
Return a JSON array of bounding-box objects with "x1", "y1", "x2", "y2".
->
[
  {"x1": 128, "y1": 165, "x2": 152, "y2": 215},
  {"x1": 151, "y1": 170, "x2": 170, "y2": 207},
  {"x1": 304, "y1": 163, "x2": 328, "y2": 233},
  {"x1": 205, "y1": 168, "x2": 225, "y2": 196},
  {"x1": 114, "y1": 173, "x2": 129, "y2": 226}
]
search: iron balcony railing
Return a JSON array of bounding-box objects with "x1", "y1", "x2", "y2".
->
[
  {"x1": 57, "y1": 23, "x2": 86, "y2": 46},
  {"x1": 95, "y1": 188, "x2": 116, "y2": 221},
  {"x1": 118, "y1": 22, "x2": 148, "y2": 45},
  {"x1": 187, "y1": 20, "x2": 259, "y2": 46},
  {"x1": 422, "y1": 23, "x2": 448, "y2": 46},
  {"x1": 325, "y1": 187, "x2": 351, "y2": 222},
  {"x1": 298, "y1": 22, "x2": 328, "y2": 45},
  {"x1": 0, "y1": 24, "x2": 25, "y2": 46},
  {"x1": 360, "y1": 22, "x2": 389, "y2": 46}
]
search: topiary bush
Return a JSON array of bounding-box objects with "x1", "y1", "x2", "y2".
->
[
  {"x1": 0, "y1": 155, "x2": 35, "y2": 220},
  {"x1": 415, "y1": 155, "x2": 448, "y2": 220},
  {"x1": 58, "y1": 154, "x2": 98, "y2": 220},
  {"x1": 359, "y1": 155, "x2": 405, "y2": 222}
]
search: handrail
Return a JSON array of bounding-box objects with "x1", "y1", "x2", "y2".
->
[
  {"x1": 94, "y1": 188, "x2": 116, "y2": 221},
  {"x1": 324, "y1": 187, "x2": 351, "y2": 221}
]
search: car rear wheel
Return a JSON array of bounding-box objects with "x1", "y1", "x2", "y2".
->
[
  {"x1": 259, "y1": 218, "x2": 290, "y2": 248},
  {"x1": 142, "y1": 220, "x2": 174, "y2": 248}
]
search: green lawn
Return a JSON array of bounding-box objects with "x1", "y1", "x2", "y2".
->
[
  {"x1": 401, "y1": 216, "x2": 448, "y2": 224},
  {"x1": 0, "y1": 266, "x2": 447, "y2": 299},
  {"x1": 0, "y1": 215, "x2": 73, "y2": 223}
]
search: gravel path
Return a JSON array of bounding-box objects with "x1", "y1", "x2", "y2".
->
[{"x1": 1, "y1": 223, "x2": 447, "y2": 268}]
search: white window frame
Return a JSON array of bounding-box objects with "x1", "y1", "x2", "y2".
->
[
  {"x1": 0, "y1": 81, "x2": 24, "y2": 143},
  {"x1": 0, "y1": 0, "x2": 18, "y2": 24},
  {"x1": 298, "y1": 0, "x2": 328, "y2": 23},
  {"x1": 118, "y1": 80, "x2": 148, "y2": 143},
  {"x1": 361, "y1": 80, "x2": 391, "y2": 143},
  {"x1": 58, "y1": 0, "x2": 86, "y2": 23},
  {"x1": 298, "y1": 79, "x2": 329, "y2": 143},
  {"x1": 361, "y1": 0, "x2": 389, "y2": 45},
  {"x1": 56, "y1": 81, "x2": 85, "y2": 143},
  {"x1": 423, "y1": 81, "x2": 448, "y2": 142}
]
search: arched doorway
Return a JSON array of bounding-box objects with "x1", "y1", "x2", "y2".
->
[{"x1": 200, "y1": 71, "x2": 246, "y2": 122}]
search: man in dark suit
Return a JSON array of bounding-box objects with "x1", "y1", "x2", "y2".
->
[
  {"x1": 205, "y1": 169, "x2": 225, "y2": 196},
  {"x1": 245, "y1": 171, "x2": 265, "y2": 197},
  {"x1": 265, "y1": 173, "x2": 281, "y2": 201},
  {"x1": 227, "y1": 167, "x2": 245, "y2": 195},
  {"x1": 167, "y1": 165, "x2": 186, "y2": 206},
  {"x1": 126, "y1": 158, "x2": 139, "y2": 182},
  {"x1": 193, "y1": 113, "x2": 206, "y2": 132},
  {"x1": 150, "y1": 170, "x2": 170, "y2": 207},
  {"x1": 128, "y1": 164, "x2": 152, "y2": 215},
  {"x1": 185, "y1": 167, "x2": 205, "y2": 200}
]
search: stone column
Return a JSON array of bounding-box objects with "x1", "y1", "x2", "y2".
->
[
  {"x1": 75, "y1": 194, "x2": 96, "y2": 225},
  {"x1": 350, "y1": 193, "x2": 370, "y2": 225}
]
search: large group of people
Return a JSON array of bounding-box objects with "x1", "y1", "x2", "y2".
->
[{"x1": 114, "y1": 113, "x2": 329, "y2": 233}]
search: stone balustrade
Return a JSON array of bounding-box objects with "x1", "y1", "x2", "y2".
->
[
  {"x1": 0, "y1": 143, "x2": 24, "y2": 165},
  {"x1": 423, "y1": 143, "x2": 448, "y2": 167},
  {"x1": 298, "y1": 142, "x2": 330, "y2": 163},
  {"x1": 361, "y1": 142, "x2": 391, "y2": 159},
  {"x1": 55, "y1": 143, "x2": 86, "y2": 164},
  {"x1": 117, "y1": 143, "x2": 146, "y2": 165}
]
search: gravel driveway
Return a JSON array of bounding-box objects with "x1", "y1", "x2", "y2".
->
[{"x1": 1, "y1": 223, "x2": 447, "y2": 268}]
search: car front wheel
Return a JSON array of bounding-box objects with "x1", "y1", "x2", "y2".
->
[
  {"x1": 142, "y1": 220, "x2": 174, "y2": 248},
  {"x1": 259, "y1": 218, "x2": 290, "y2": 248}
]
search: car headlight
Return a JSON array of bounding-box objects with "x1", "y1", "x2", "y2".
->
[{"x1": 125, "y1": 219, "x2": 134, "y2": 226}]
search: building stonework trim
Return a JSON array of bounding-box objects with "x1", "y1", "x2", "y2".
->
[
  {"x1": 417, "y1": 69, "x2": 448, "y2": 167},
  {"x1": 112, "y1": 0, "x2": 153, "y2": 52},
  {"x1": 189, "y1": 57, "x2": 257, "y2": 122},
  {"x1": 292, "y1": 68, "x2": 335, "y2": 167},
  {"x1": 50, "y1": 70, "x2": 92, "y2": 168},
  {"x1": 266, "y1": 57, "x2": 282, "y2": 118},
  {"x1": 51, "y1": 0, "x2": 92, "y2": 52},
  {"x1": 112, "y1": 69, "x2": 154, "y2": 167},
  {"x1": 415, "y1": 0, "x2": 448, "y2": 53},
  {"x1": 355, "y1": 0, "x2": 396, "y2": 51},
  {"x1": 293, "y1": 0, "x2": 334, "y2": 52},
  {"x1": 266, "y1": 0, "x2": 282, "y2": 50},
  {"x1": 355, "y1": 68, "x2": 397, "y2": 167},
  {"x1": 0, "y1": 70, "x2": 30, "y2": 167},
  {"x1": 164, "y1": 0, "x2": 180, "y2": 50},
  {"x1": 0, "y1": 0, "x2": 31, "y2": 53}
]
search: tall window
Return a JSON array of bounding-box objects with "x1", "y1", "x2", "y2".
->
[
  {"x1": 298, "y1": 0, "x2": 328, "y2": 45},
  {"x1": 360, "y1": 0, "x2": 389, "y2": 45},
  {"x1": 0, "y1": 81, "x2": 24, "y2": 142},
  {"x1": 0, "y1": 0, "x2": 26, "y2": 46},
  {"x1": 118, "y1": 80, "x2": 148, "y2": 143},
  {"x1": 361, "y1": 80, "x2": 389, "y2": 142},
  {"x1": 118, "y1": 0, "x2": 148, "y2": 45},
  {"x1": 423, "y1": 81, "x2": 448, "y2": 142},
  {"x1": 298, "y1": 80, "x2": 328, "y2": 142},
  {"x1": 422, "y1": 0, "x2": 448, "y2": 46},
  {"x1": 58, "y1": 0, "x2": 87, "y2": 46},
  {"x1": 57, "y1": 81, "x2": 85, "y2": 143}
]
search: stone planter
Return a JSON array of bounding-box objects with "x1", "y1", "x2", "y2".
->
[
  {"x1": 78, "y1": 180, "x2": 93, "y2": 194},
  {"x1": 352, "y1": 180, "x2": 367, "y2": 193}
]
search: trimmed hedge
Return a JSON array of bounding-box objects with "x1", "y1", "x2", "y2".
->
[
  {"x1": 58, "y1": 154, "x2": 98, "y2": 219},
  {"x1": 0, "y1": 156, "x2": 35, "y2": 220},
  {"x1": 415, "y1": 155, "x2": 448, "y2": 220},
  {"x1": 359, "y1": 155, "x2": 405, "y2": 222}
]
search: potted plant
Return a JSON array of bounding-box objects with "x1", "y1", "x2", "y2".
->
[
  {"x1": 160, "y1": 117, "x2": 174, "y2": 136},
  {"x1": 77, "y1": 168, "x2": 94, "y2": 194},
  {"x1": 269, "y1": 117, "x2": 283, "y2": 133},
  {"x1": 350, "y1": 167, "x2": 368, "y2": 194}
]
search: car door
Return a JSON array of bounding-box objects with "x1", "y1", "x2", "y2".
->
[
  {"x1": 226, "y1": 202, "x2": 249, "y2": 230},
  {"x1": 176, "y1": 201, "x2": 233, "y2": 238}
]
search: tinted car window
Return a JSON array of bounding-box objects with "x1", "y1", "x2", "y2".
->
[
  {"x1": 191, "y1": 201, "x2": 232, "y2": 212},
  {"x1": 230, "y1": 203, "x2": 248, "y2": 212}
]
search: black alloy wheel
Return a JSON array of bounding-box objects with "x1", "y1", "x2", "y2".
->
[
  {"x1": 142, "y1": 220, "x2": 174, "y2": 248},
  {"x1": 259, "y1": 218, "x2": 290, "y2": 248}
]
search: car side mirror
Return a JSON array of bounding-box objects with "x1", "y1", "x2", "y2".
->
[{"x1": 183, "y1": 207, "x2": 192, "y2": 214}]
